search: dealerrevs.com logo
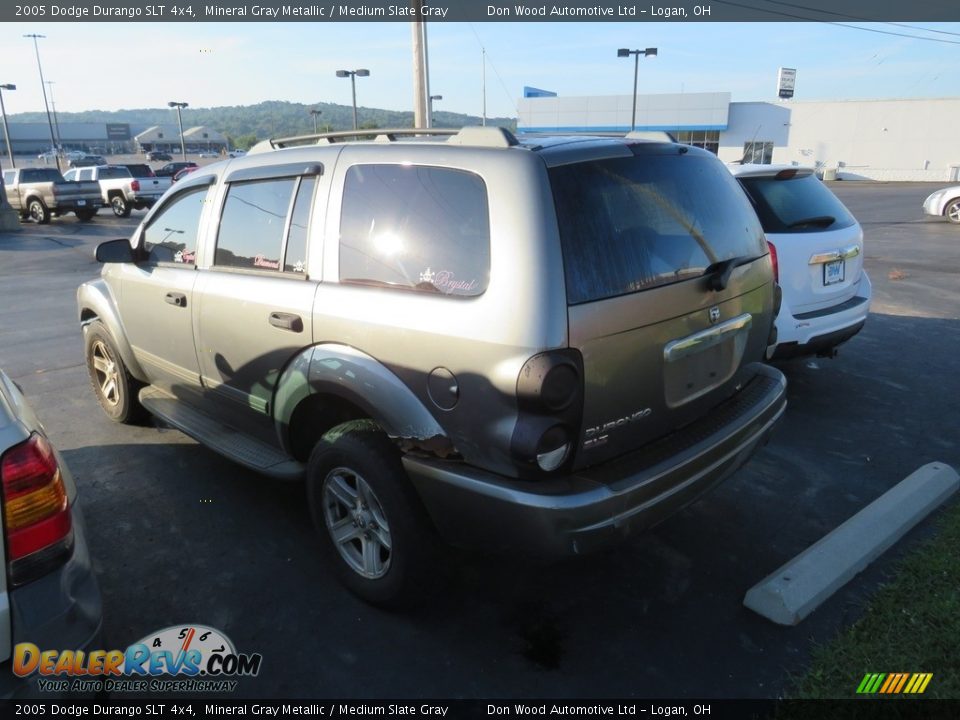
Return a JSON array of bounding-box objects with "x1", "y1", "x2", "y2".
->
[{"x1": 14, "y1": 624, "x2": 262, "y2": 693}]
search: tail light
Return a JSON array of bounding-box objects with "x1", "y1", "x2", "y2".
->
[
  {"x1": 512, "y1": 350, "x2": 584, "y2": 475},
  {"x1": 767, "y1": 240, "x2": 779, "y2": 283},
  {"x1": 1, "y1": 434, "x2": 73, "y2": 586},
  {"x1": 131, "y1": 180, "x2": 140, "y2": 192}
]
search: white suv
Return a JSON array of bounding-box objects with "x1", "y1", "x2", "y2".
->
[{"x1": 730, "y1": 164, "x2": 872, "y2": 359}]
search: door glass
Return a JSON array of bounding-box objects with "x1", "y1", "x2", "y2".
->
[
  {"x1": 283, "y1": 177, "x2": 315, "y2": 274},
  {"x1": 215, "y1": 178, "x2": 296, "y2": 271},
  {"x1": 140, "y1": 186, "x2": 208, "y2": 265}
]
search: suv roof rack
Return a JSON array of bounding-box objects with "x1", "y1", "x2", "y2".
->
[{"x1": 249, "y1": 126, "x2": 519, "y2": 154}]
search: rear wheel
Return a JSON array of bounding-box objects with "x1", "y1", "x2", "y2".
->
[
  {"x1": 307, "y1": 420, "x2": 435, "y2": 607},
  {"x1": 945, "y1": 199, "x2": 960, "y2": 224},
  {"x1": 84, "y1": 321, "x2": 146, "y2": 424},
  {"x1": 28, "y1": 199, "x2": 50, "y2": 224},
  {"x1": 110, "y1": 195, "x2": 131, "y2": 218}
]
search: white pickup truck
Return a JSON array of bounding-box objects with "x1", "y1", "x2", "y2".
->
[{"x1": 63, "y1": 165, "x2": 171, "y2": 218}]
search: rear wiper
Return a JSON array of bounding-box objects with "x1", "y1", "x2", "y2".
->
[
  {"x1": 705, "y1": 254, "x2": 765, "y2": 291},
  {"x1": 788, "y1": 215, "x2": 835, "y2": 229}
]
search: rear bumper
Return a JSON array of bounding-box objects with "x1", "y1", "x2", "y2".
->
[
  {"x1": 405, "y1": 363, "x2": 786, "y2": 556},
  {"x1": 0, "y1": 505, "x2": 103, "y2": 699},
  {"x1": 55, "y1": 199, "x2": 102, "y2": 212},
  {"x1": 772, "y1": 272, "x2": 871, "y2": 358}
]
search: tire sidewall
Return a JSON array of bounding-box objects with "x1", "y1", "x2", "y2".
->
[
  {"x1": 946, "y1": 200, "x2": 960, "y2": 224},
  {"x1": 84, "y1": 322, "x2": 136, "y2": 423},
  {"x1": 111, "y1": 196, "x2": 130, "y2": 217},
  {"x1": 29, "y1": 199, "x2": 49, "y2": 224},
  {"x1": 307, "y1": 423, "x2": 430, "y2": 607}
]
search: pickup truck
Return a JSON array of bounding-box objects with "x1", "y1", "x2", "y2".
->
[
  {"x1": 63, "y1": 165, "x2": 170, "y2": 218},
  {"x1": 1, "y1": 167, "x2": 102, "y2": 223}
]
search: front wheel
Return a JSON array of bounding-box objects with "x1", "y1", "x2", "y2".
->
[
  {"x1": 111, "y1": 195, "x2": 131, "y2": 218},
  {"x1": 84, "y1": 321, "x2": 146, "y2": 424},
  {"x1": 307, "y1": 420, "x2": 436, "y2": 607},
  {"x1": 945, "y1": 199, "x2": 960, "y2": 224}
]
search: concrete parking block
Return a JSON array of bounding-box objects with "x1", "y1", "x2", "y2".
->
[{"x1": 744, "y1": 462, "x2": 960, "y2": 626}]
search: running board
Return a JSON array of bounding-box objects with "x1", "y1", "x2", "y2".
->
[{"x1": 139, "y1": 386, "x2": 304, "y2": 481}]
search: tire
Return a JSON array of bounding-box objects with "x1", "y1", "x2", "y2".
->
[
  {"x1": 307, "y1": 420, "x2": 436, "y2": 608},
  {"x1": 84, "y1": 320, "x2": 147, "y2": 424},
  {"x1": 76, "y1": 208, "x2": 97, "y2": 222},
  {"x1": 945, "y1": 198, "x2": 960, "y2": 224},
  {"x1": 110, "y1": 194, "x2": 131, "y2": 218},
  {"x1": 28, "y1": 199, "x2": 50, "y2": 224}
]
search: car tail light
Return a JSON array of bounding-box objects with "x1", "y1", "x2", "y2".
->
[
  {"x1": 1, "y1": 434, "x2": 73, "y2": 586},
  {"x1": 768, "y1": 240, "x2": 779, "y2": 283},
  {"x1": 512, "y1": 350, "x2": 583, "y2": 475},
  {"x1": 131, "y1": 180, "x2": 140, "y2": 192}
]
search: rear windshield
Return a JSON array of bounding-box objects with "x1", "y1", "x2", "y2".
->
[
  {"x1": 737, "y1": 173, "x2": 856, "y2": 233},
  {"x1": 550, "y1": 150, "x2": 766, "y2": 305},
  {"x1": 98, "y1": 167, "x2": 131, "y2": 180},
  {"x1": 20, "y1": 169, "x2": 65, "y2": 183}
]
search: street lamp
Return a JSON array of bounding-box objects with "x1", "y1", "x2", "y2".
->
[
  {"x1": 310, "y1": 108, "x2": 322, "y2": 134},
  {"x1": 0, "y1": 84, "x2": 15, "y2": 169},
  {"x1": 428, "y1": 94, "x2": 442, "y2": 127},
  {"x1": 335, "y1": 69, "x2": 370, "y2": 131},
  {"x1": 168, "y1": 101, "x2": 188, "y2": 161},
  {"x1": 617, "y1": 47, "x2": 657, "y2": 132},
  {"x1": 24, "y1": 33, "x2": 60, "y2": 171}
]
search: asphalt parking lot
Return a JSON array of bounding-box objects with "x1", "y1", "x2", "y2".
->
[{"x1": 0, "y1": 181, "x2": 957, "y2": 699}]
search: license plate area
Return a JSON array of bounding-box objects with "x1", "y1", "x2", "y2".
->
[
  {"x1": 663, "y1": 313, "x2": 752, "y2": 408},
  {"x1": 823, "y1": 259, "x2": 845, "y2": 285},
  {"x1": 77, "y1": 200, "x2": 86, "y2": 206}
]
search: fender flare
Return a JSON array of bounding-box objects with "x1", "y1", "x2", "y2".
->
[
  {"x1": 76, "y1": 279, "x2": 148, "y2": 381},
  {"x1": 273, "y1": 343, "x2": 449, "y2": 454}
]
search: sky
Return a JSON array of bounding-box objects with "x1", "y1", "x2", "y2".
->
[{"x1": 2, "y1": 20, "x2": 959, "y2": 119}]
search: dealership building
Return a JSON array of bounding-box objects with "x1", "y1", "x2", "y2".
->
[{"x1": 517, "y1": 90, "x2": 960, "y2": 182}]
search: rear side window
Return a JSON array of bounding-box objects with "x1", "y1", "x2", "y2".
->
[
  {"x1": 737, "y1": 173, "x2": 857, "y2": 233},
  {"x1": 214, "y1": 176, "x2": 315, "y2": 274},
  {"x1": 339, "y1": 164, "x2": 490, "y2": 296},
  {"x1": 550, "y1": 151, "x2": 767, "y2": 305}
]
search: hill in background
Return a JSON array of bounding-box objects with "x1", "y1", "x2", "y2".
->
[{"x1": 10, "y1": 100, "x2": 517, "y2": 148}]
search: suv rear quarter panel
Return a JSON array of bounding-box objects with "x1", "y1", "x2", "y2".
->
[{"x1": 313, "y1": 145, "x2": 569, "y2": 476}]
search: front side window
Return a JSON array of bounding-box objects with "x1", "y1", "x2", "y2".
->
[
  {"x1": 339, "y1": 164, "x2": 490, "y2": 296},
  {"x1": 140, "y1": 186, "x2": 208, "y2": 265},
  {"x1": 551, "y1": 149, "x2": 767, "y2": 305}
]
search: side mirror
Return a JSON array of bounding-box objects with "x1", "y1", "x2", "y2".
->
[{"x1": 95, "y1": 239, "x2": 135, "y2": 263}]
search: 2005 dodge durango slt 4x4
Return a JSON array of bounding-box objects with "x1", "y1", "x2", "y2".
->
[{"x1": 78, "y1": 127, "x2": 787, "y2": 606}]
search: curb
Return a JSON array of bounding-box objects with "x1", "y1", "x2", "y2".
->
[{"x1": 744, "y1": 462, "x2": 959, "y2": 626}]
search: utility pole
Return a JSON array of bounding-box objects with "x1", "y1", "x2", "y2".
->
[
  {"x1": 411, "y1": 9, "x2": 428, "y2": 128},
  {"x1": 24, "y1": 33, "x2": 60, "y2": 172}
]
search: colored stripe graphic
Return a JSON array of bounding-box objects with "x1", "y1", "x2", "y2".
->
[{"x1": 858, "y1": 673, "x2": 933, "y2": 694}]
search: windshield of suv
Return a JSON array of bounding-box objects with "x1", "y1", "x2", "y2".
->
[
  {"x1": 737, "y1": 172, "x2": 856, "y2": 234},
  {"x1": 550, "y1": 150, "x2": 766, "y2": 305}
]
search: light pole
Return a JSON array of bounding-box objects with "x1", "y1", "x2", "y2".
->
[
  {"x1": 617, "y1": 47, "x2": 657, "y2": 132},
  {"x1": 335, "y1": 69, "x2": 370, "y2": 130},
  {"x1": 168, "y1": 101, "x2": 188, "y2": 161},
  {"x1": 46, "y1": 81, "x2": 63, "y2": 154},
  {"x1": 310, "y1": 108, "x2": 322, "y2": 134},
  {"x1": 428, "y1": 94, "x2": 442, "y2": 127},
  {"x1": 0, "y1": 84, "x2": 15, "y2": 169},
  {"x1": 24, "y1": 33, "x2": 60, "y2": 171}
]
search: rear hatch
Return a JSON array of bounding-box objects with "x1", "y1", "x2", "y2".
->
[
  {"x1": 735, "y1": 168, "x2": 864, "y2": 315},
  {"x1": 548, "y1": 143, "x2": 774, "y2": 469}
]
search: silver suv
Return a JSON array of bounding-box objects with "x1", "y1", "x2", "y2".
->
[{"x1": 78, "y1": 127, "x2": 787, "y2": 606}]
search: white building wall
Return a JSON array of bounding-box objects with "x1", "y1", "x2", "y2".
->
[
  {"x1": 722, "y1": 98, "x2": 960, "y2": 181},
  {"x1": 518, "y1": 92, "x2": 730, "y2": 133}
]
